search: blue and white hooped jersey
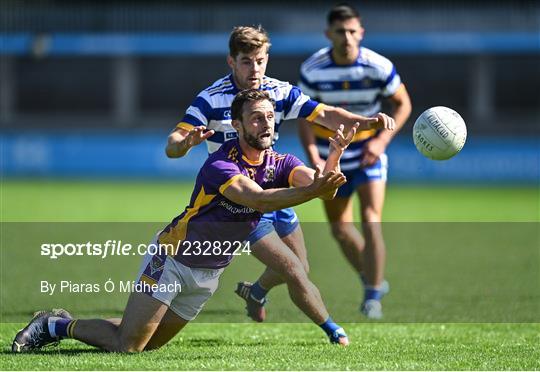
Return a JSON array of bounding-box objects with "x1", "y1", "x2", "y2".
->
[
  {"x1": 178, "y1": 74, "x2": 322, "y2": 154},
  {"x1": 299, "y1": 47, "x2": 402, "y2": 171}
]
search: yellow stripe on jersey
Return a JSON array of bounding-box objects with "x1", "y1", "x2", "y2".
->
[
  {"x1": 158, "y1": 186, "x2": 216, "y2": 254},
  {"x1": 176, "y1": 122, "x2": 195, "y2": 132},
  {"x1": 207, "y1": 80, "x2": 232, "y2": 93},
  {"x1": 140, "y1": 273, "x2": 158, "y2": 286},
  {"x1": 288, "y1": 165, "x2": 310, "y2": 187},
  {"x1": 218, "y1": 174, "x2": 244, "y2": 195},
  {"x1": 312, "y1": 124, "x2": 376, "y2": 142},
  {"x1": 305, "y1": 103, "x2": 326, "y2": 122}
]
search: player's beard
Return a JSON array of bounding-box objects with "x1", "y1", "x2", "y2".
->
[{"x1": 243, "y1": 130, "x2": 272, "y2": 151}]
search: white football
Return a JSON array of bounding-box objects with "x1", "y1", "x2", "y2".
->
[{"x1": 413, "y1": 106, "x2": 467, "y2": 160}]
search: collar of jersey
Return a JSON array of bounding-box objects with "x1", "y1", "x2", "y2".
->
[
  {"x1": 241, "y1": 151, "x2": 265, "y2": 166},
  {"x1": 230, "y1": 139, "x2": 266, "y2": 166},
  {"x1": 328, "y1": 47, "x2": 362, "y2": 67},
  {"x1": 228, "y1": 74, "x2": 240, "y2": 94}
]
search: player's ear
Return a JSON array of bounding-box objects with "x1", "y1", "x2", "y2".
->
[
  {"x1": 359, "y1": 26, "x2": 365, "y2": 41},
  {"x1": 227, "y1": 55, "x2": 235, "y2": 69},
  {"x1": 324, "y1": 28, "x2": 331, "y2": 40},
  {"x1": 231, "y1": 119, "x2": 241, "y2": 132}
]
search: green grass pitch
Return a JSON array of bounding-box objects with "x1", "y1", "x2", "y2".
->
[{"x1": 1, "y1": 180, "x2": 539, "y2": 370}]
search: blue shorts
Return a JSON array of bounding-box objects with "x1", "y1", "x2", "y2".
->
[
  {"x1": 246, "y1": 207, "x2": 299, "y2": 244},
  {"x1": 336, "y1": 154, "x2": 388, "y2": 198}
]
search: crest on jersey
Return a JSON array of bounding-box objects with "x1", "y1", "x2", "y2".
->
[
  {"x1": 361, "y1": 78, "x2": 372, "y2": 88},
  {"x1": 149, "y1": 255, "x2": 164, "y2": 276},
  {"x1": 342, "y1": 81, "x2": 351, "y2": 90},
  {"x1": 263, "y1": 165, "x2": 276, "y2": 182}
]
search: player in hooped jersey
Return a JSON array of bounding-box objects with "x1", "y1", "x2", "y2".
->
[
  {"x1": 298, "y1": 4, "x2": 412, "y2": 319},
  {"x1": 12, "y1": 90, "x2": 357, "y2": 352},
  {"x1": 166, "y1": 26, "x2": 395, "y2": 323}
]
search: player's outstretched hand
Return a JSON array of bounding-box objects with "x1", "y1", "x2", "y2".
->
[
  {"x1": 185, "y1": 126, "x2": 215, "y2": 149},
  {"x1": 366, "y1": 113, "x2": 395, "y2": 131},
  {"x1": 328, "y1": 123, "x2": 358, "y2": 156},
  {"x1": 309, "y1": 165, "x2": 347, "y2": 198}
]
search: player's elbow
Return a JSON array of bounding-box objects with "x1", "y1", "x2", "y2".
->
[
  {"x1": 398, "y1": 98, "x2": 412, "y2": 116},
  {"x1": 404, "y1": 100, "x2": 413, "y2": 119},
  {"x1": 165, "y1": 145, "x2": 180, "y2": 158},
  {"x1": 394, "y1": 93, "x2": 413, "y2": 120},
  {"x1": 165, "y1": 141, "x2": 186, "y2": 158}
]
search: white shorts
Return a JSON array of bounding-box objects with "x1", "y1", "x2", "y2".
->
[{"x1": 135, "y1": 234, "x2": 224, "y2": 321}]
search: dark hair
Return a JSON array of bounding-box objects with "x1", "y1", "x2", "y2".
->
[
  {"x1": 231, "y1": 89, "x2": 275, "y2": 121},
  {"x1": 229, "y1": 25, "x2": 271, "y2": 58},
  {"x1": 327, "y1": 3, "x2": 361, "y2": 25}
]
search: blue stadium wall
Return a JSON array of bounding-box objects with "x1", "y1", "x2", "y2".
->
[{"x1": 1, "y1": 132, "x2": 538, "y2": 184}]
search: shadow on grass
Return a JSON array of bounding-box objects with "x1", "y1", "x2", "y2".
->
[
  {"x1": 2, "y1": 309, "x2": 124, "y2": 323},
  {"x1": 1, "y1": 347, "x2": 103, "y2": 355},
  {"x1": 182, "y1": 338, "x2": 223, "y2": 347}
]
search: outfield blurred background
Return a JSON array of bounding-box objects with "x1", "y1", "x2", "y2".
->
[{"x1": 1, "y1": 0, "x2": 539, "y2": 184}]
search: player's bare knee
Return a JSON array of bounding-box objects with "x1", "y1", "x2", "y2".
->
[
  {"x1": 361, "y1": 207, "x2": 382, "y2": 224},
  {"x1": 116, "y1": 341, "x2": 146, "y2": 353},
  {"x1": 285, "y1": 261, "x2": 309, "y2": 288},
  {"x1": 112, "y1": 333, "x2": 148, "y2": 353},
  {"x1": 143, "y1": 343, "x2": 163, "y2": 352},
  {"x1": 122, "y1": 347, "x2": 145, "y2": 353},
  {"x1": 330, "y1": 223, "x2": 353, "y2": 244},
  {"x1": 292, "y1": 251, "x2": 310, "y2": 274},
  {"x1": 302, "y1": 259, "x2": 310, "y2": 274},
  {"x1": 103, "y1": 342, "x2": 126, "y2": 353}
]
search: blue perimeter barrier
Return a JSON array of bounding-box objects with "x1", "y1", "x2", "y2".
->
[
  {"x1": 1, "y1": 32, "x2": 539, "y2": 56},
  {"x1": 1, "y1": 132, "x2": 539, "y2": 184}
]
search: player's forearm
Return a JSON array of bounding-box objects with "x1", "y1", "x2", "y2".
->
[
  {"x1": 319, "y1": 151, "x2": 342, "y2": 200},
  {"x1": 377, "y1": 85, "x2": 412, "y2": 145},
  {"x1": 253, "y1": 186, "x2": 320, "y2": 213},
  {"x1": 165, "y1": 133, "x2": 190, "y2": 158},
  {"x1": 298, "y1": 119, "x2": 322, "y2": 166},
  {"x1": 377, "y1": 99, "x2": 412, "y2": 145},
  {"x1": 314, "y1": 105, "x2": 374, "y2": 132},
  {"x1": 319, "y1": 188, "x2": 338, "y2": 201},
  {"x1": 322, "y1": 151, "x2": 341, "y2": 175}
]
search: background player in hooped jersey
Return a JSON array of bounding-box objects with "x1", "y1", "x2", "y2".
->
[
  {"x1": 12, "y1": 89, "x2": 357, "y2": 353},
  {"x1": 298, "y1": 4, "x2": 412, "y2": 319},
  {"x1": 166, "y1": 25, "x2": 395, "y2": 323}
]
